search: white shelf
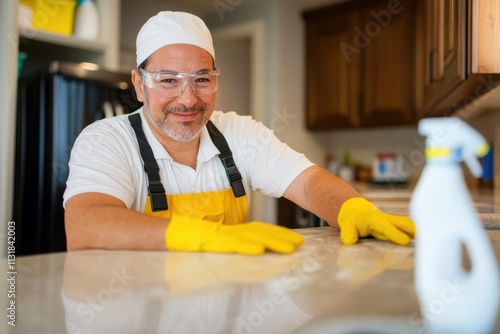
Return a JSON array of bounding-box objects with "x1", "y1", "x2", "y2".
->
[{"x1": 19, "y1": 28, "x2": 107, "y2": 53}]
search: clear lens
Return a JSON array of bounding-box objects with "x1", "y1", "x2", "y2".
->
[{"x1": 140, "y1": 68, "x2": 220, "y2": 97}]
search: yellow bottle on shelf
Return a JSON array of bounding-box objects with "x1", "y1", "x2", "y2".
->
[{"x1": 22, "y1": 0, "x2": 77, "y2": 36}]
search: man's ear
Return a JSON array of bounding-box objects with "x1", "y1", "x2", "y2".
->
[{"x1": 131, "y1": 69, "x2": 144, "y2": 102}]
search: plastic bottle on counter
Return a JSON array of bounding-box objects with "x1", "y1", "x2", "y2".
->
[
  {"x1": 324, "y1": 153, "x2": 339, "y2": 176},
  {"x1": 338, "y1": 151, "x2": 354, "y2": 183},
  {"x1": 73, "y1": 0, "x2": 100, "y2": 40},
  {"x1": 409, "y1": 118, "x2": 500, "y2": 334}
]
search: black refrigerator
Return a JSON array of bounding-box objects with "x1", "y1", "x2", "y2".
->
[{"x1": 14, "y1": 61, "x2": 141, "y2": 255}]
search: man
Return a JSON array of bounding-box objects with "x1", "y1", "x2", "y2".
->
[{"x1": 64, "y1": 11, "x2": 414, "y2": 254}]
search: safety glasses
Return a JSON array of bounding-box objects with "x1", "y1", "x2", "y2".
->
[{"x1": 139, "y1": 68, "x2": 220, "y2": 97}]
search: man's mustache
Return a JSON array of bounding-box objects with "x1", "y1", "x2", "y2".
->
[{"x1": 165, "y1": 105, "x2": 207, "y2": 114}]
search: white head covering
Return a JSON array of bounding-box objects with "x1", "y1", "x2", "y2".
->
[{"x1": 136, "y1": 11, "x2": 215, "y2": 67}]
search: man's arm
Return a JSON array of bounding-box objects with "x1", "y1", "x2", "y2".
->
[
  {"x1": 283, "y1": 165, "x2": 360, "y2": 228},
  {"x1": 65, "y1": 193, "x2": 169, "y2": 251},
  {"x1": 284, "y1": 165, "x2": 415, "y2": 245},
  {"x1": 65, "y1": 192, "x2": 305, "y2": 253}
]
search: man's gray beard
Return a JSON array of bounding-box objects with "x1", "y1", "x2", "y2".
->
[
  {"x1": 143, "y1": 100, "x2": 207, "y2": 142},
  {"x1": 161, "y1": 117, "x2": 206, "y2": 142}
]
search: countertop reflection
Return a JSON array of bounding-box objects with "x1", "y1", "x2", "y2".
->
[{"x1": 3, "y1": 228, "x2": 500, "y2": 334}]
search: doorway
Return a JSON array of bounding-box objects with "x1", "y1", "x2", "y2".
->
[
  {"x1": 211, "y1": 21, "x2": 273, "y2": 223},
  {"x1": 214, "y1": 37, "x2": 251, "y2": 116}
]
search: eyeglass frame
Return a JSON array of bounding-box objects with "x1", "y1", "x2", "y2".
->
[{"x1": 139, "y1": 67, "x2": 221, "y2": 98}]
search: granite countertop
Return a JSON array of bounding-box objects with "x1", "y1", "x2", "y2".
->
[
  {"x1": 2, "y1": 227, "x2": 499, "y2": 333},
  {"x1": 353, "y1": 182, "x2": 500, "y2": 229}
]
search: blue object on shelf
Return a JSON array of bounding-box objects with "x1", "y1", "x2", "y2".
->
[{"x1": 481, "y1": 145, "x2": 493, "y2": 181}]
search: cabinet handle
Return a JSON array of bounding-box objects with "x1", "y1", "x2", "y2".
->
[
  {"x1": 428, "y1": 51, "x2": 433, "y2": 82},
  {"x1": 433, "y1": 0, "x2": 445, "y2": 81}
]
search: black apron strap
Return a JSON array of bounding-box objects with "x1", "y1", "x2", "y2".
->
[
  {"x1": 128, "y1": 113, "x2": 168, "y2": 212},
  {"x1": 206, "y1": 121, "x2": 246, "y2": 198}
]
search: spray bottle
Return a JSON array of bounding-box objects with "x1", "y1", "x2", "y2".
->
[{"x1": 409, "y1": 117, "x2": 500, "y2": 333}]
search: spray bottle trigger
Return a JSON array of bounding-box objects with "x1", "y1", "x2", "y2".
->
[
  {"x1": 464, "y1": 143, "x2": 489, "y2": 178},
  {"x1": 464, "y1": 155, "x2": 483, "y2": 178}
]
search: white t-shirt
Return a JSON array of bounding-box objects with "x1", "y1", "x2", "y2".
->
[{"x1": 63, "y1": 108, "x2": 314, "y2": 212}]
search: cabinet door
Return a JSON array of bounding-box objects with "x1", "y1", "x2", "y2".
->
[
  {"x1": 416, "y1": 0, "x2": 467, "y2": 116},
  {"x1": 305, "y1": 12, "x2": 361, "y2": 129},
  {"x1": 360, "y1": 1, "x2": 415, "y2": 126},
  {"x1": 470, "y1": 0, "x2": 500, "y2": 73}
]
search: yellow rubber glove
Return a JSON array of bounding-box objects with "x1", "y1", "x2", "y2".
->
[
  {"x1": 166, "y1": 216, "x2": 304, "y2": 255},
  {"x1": 338, "y1": 197, "x2": 415, "y2": 246}
]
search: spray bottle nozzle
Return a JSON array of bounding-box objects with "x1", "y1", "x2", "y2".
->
[{"x1": 419, "y1": 117, "x2": 488, "y2": 177}]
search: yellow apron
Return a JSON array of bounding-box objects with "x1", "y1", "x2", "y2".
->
[{"x1": 143, "y1": 188, "x2": 248, "y2": 224}]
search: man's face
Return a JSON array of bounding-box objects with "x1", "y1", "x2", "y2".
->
[{"x1": 133, "y1": 44, "x2": 216, "y2": 142}]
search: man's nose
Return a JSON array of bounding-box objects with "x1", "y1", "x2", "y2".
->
[{"x1": 176, "y1": 81, "x2": 197, "y2": 107}]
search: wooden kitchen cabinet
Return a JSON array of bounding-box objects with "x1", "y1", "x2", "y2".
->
[
  {"x1": 415, "y1": 0, "x2": 500, "y2": 118},
  {"x1": 415, "y1": 0, "x2": 467, "y2": 117},
  {"x1": 359, "y1": 0, "x2": 414, "y2": 126},
  {"x1": 303, "y1": 6, "x2": 360, "y2": 129},
  {"x1": 303, "y1": 0, "x2": 416, "y2": 130}
]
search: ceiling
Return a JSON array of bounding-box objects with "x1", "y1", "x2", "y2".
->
[
  {"x1": 122, "y1": 0, "x2": 261, "y2": 17},
  {"x1": 121, "y1": 0, "x2": 343, "y2": 18},
  {"x1": 120, "y1": 0, "x2": 345, "y2": 49}
]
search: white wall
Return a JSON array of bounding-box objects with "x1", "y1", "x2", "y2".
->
[
  {"x1": 0, "y1": 1, "x2": 19, "y2": 258},
  {"x1": 213, "y1": 38, "x2": 251, "y2": 116},
  {"x1": 205, "y1": 1, "x2": 280, "y2": 128},
  {"x1": 468, "y1": 110, "x2": 500, "y2": 143},
  {"x1": 274, "y1": 0, "x2": 345, "y2": 167}
]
